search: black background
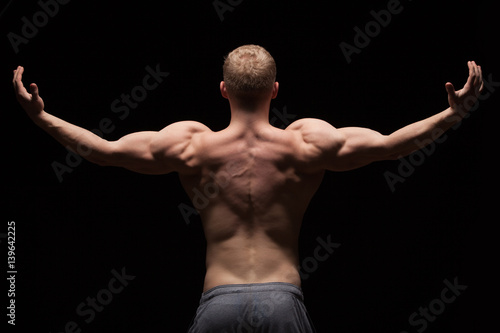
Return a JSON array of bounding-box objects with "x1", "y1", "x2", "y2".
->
[{"x1": 2, "y1": 0, "x2": 497, "y2": 332}]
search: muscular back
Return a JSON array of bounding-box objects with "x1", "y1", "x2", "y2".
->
[
  {"x1": 175, "y1": 120, "x2": 327, "y2": 291},
  {"x1": 12, "y1": 60, "x2": 483, "y2": 291}
]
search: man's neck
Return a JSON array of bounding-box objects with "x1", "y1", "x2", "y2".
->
[{"x1": 228, "y1": 102, "x2": 271, "y2": 131}]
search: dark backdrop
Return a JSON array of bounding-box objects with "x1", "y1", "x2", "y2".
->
[{"x1": 2, "y1": 0, "x2": 496, "y2": 332}]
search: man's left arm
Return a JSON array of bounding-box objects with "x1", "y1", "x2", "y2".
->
[{"x1": 13, "y1": 66, "x2": 206, "y2": 175}]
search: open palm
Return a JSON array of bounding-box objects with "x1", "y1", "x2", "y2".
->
[
  {"x1": 445, "y1": 61, "x2": 483, "y2": 113},
  {"x1": 12, "y1": 66, "x2": 44, "y2": 119}
]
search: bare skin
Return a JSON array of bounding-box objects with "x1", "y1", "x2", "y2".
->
[{"x1": 13, "y1": 62, "x2": 483, "y2": 291}]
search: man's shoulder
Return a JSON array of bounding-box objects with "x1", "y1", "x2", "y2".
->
[
  {"x1": 154, "y1": 120, "x2": 213, "y2": 149},
  {"x1": 285, "y1": 118, "x2": 343, "y2": 147},
  {"x1": 151, "y1": 121, "x2": 212, "y2": 173},
  {"x1": 286, "y1": 117, "x2": 334, "y2": 130},
  {"x1": 160, "y1": 120, "x2": 212, "y2": 136},
  {"x1": 278, "y1": 118, "x2": 343, "y2": 172}
]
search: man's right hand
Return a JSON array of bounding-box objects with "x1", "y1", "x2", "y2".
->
[
  {"x1": 445, "y1": 61, "x2": 483, "y2": 114},
  {"x1": 13, "y1": 66, "x2": 45, "y2": 120}
]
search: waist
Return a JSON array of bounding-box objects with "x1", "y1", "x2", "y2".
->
[
  {"x1": 199, "y1": 282, "x2": 304, "y2": 305},
  {"x1": 203, "y1": 254, "x2": 301, "y2": 291}
]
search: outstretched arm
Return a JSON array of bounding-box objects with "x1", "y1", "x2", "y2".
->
[
  {"x1": 338, "y1": 61, "x2": 483, "y2": 169},
  {"x1": 13, "y1": 66, "x2": 208, "y2": 174},
  {"x1": 296, "y1": 61, "x2": 483, "y2": 172}
]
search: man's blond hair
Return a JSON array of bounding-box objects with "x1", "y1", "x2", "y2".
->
[{"x1": 223, "y1": 45, "x2": 276, "y2": 97}]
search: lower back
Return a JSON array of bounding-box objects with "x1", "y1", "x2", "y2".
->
[{"x1": 202, "y1": 226, "x2": 302, "y2": 291}]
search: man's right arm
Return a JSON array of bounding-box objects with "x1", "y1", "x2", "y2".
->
[
  {"x1": 331, "y1": 107, "x2": 464, "y2": 171},
  {"x1": 297, "y1": 61, "x2": 483, "y2": 172}
]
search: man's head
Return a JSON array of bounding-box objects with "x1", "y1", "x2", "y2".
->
[{"x1": 221, "y1": 45, "x2": 278, "y2": 109}]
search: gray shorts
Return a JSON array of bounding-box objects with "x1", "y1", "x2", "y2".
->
[{"x1": 187, "y1": 282, "x2": 316, "y2": 333}]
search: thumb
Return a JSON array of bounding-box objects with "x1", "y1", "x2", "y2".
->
[
  {"x1": 445, "y1": 82, "x2": 455, "y2": 95},
  {"x1": 29, "y1": 83, "x2": 39, "y2": 99}
]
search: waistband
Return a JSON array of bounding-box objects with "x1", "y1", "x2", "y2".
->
[{"x1": 200, "y1": 282, "x2": 304, "y2": 304}]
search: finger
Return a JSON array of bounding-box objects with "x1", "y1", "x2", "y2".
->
[
  {"x1": 13, "y1": 66, "x2": 24, "y2": 90},
  {"x1": 12, "y1": 66, "x2": 20, "y2": 85},
  {"x1": 469, "y1": 61, "x2": 477, "y2": 90},
  {"x1": 478, "y1": 65, "x2": 484, "y2": 92},
  {"x1": 472, "y1": 61, "x2": 480, "y2": 86},
  {"x1": 471, "y1": 61, "x2": 483, "y2": 94},
  {"x1": 464, "y1": 61, "x2": 474, "y2": 90},
  {"x1": 470, "y1": 61, "x2": 477, "y2": 84},
  {"x1": 15, "y1": 66, "x2": 24, "y2": 83},
  {"x1": 13, "y1": 66, "x2": 31, "y2": 100}
]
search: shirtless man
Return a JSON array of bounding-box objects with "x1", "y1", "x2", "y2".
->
[{"x1": 13, "y1": 45, "x2": 483, "y2": 332}]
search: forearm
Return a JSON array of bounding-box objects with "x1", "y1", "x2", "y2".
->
[
  {"x1": 33, "y1": 111, "x2": 111, "y2": 165},
  {"x1": 386, "y1": 107, "x2": 461, "y2": 158}
]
